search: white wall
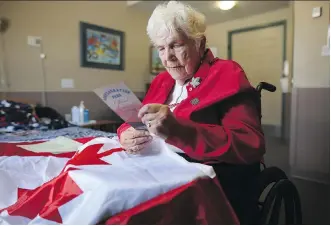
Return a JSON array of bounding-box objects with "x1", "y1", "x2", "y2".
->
[{"x1": 292, "y1": 1, "x2": 330, "y2": 88}]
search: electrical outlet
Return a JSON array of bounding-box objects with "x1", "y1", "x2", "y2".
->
[
  {"x1": 27, "y1": 36, "x2": 42, "y2": 47},
  {"x1": 321, "y1": 45, "x2": 330, "y2": 56},
  {"x1": 61, "y1": 79, "x2": 74, "y2": 88},
  {"x1": 312, "y1": 7, "x2": 322, "y2": 18}
]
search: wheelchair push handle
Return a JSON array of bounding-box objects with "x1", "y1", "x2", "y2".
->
[{"x1": 256, "y1": 82, "x2": 276, "y2": 93}]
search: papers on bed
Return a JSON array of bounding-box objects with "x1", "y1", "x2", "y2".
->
[{"x1": 17, "y1": 136, "x2": 83, "y2": 154}]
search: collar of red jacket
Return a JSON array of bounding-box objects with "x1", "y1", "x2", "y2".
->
[
  {"x1": 160, "y1": 48, "x2": 216, "y2": 90},
  {"x1": 189, "y1": 48, "x2": 216, "y2": 86}
]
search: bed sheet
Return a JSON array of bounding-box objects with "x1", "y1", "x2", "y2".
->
[{"x1": 0, "y1": 127, "x2": 116, "y2": 143}]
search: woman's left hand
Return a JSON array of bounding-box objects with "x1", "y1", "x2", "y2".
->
[{"x1": 138, "y1": 104, "x2": 179, "y2": 139}]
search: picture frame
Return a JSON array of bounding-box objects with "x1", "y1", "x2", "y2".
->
[
  {"x1": 150, "y1": 46, "x2": 165, "y2": 75},
  {"x1": 80, "y1": 21, "x2": 125, "y2": 71}
]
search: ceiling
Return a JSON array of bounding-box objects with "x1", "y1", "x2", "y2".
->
[{"x1": 127, "y1": 1, "x2": 290, "y2": 25}]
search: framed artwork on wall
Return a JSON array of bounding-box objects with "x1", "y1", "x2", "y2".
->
[
  {"x1": 150, "y1": 46, "x2": 165, "y2": 75},
  {"x1": 80, "y1": 21, "x2": 125, "y2": 70}
]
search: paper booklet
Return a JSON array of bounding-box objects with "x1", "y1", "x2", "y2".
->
[{"x1": 94, "y1": 82, "x2": 147, "y2": 130}]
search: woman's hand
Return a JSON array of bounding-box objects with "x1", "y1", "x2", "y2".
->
[
  {"x1": 119, "y1": 127, "x2": 152, "y2": 154},
  {"x1": 138, "y1": 104, "x2": 179, "y2": 139}
]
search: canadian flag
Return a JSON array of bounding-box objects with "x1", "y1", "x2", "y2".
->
[{"x1": 0, "y1": 136, "x2": 233, "y2": 225}]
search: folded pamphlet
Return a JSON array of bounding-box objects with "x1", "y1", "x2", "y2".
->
[{"x1": 94, "y1": 82, "x2": 147, "y2": 130}]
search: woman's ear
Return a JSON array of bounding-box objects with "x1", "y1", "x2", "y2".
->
[{"x1": 199, "y1": 36, "x2": 206, "y2": 55}]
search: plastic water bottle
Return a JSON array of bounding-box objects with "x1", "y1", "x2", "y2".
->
[
  {"x1": 79, "y1": 101, "x2": 85, "y2": 124},
  {"x1": 84, "y1": 109, "x2": 89, "y2": 123},
  {"x1": 71, "y1": 106, "x2": 80, "y2": 124}
]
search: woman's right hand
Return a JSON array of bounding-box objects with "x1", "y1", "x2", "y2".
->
[{"x1": 119, "y1": 127, "x2": 153, "y2": 154}]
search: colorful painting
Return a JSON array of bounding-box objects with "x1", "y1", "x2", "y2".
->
[
  {"x1": 150, "y1": 46, "x2": 165, "y2": 75},
  {"x1": 80, "y1": 22, "x2": 124, "y2": 70}
]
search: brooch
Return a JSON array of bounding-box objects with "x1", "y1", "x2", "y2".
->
[
  {"x1": 190, "y1": 98, "x2": 199, "y2": 105},
  {"x1": 190, "y1": 77, "x2": 201, "y2": 88}
]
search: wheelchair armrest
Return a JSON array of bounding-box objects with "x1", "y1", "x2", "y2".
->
[{"x1": 256, "y1": 82, "x2": 276, "y2": 93}]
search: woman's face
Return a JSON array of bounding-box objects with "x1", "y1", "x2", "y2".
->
[{"x1": 154, "y1": 31, "x2": 204, "y2": 83}]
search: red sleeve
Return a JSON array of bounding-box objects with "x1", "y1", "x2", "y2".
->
[
  {"x1": 165, "y1": 93, "x2": 265, "y2": 164},
  {"x1": 117, "y1": 122, "x2": 131, "y2": 140}
]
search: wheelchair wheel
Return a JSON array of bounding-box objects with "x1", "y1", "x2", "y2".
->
[
  {"x1": 257, "y1": 167, "x2": 302, "y2": 225},
  {"x1": 257, "y1": 166, "x2": 288, "y2": 195}
]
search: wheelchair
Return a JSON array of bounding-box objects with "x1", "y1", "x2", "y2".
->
[
  {"x1": 179, "y1": 82, "x2": 302, "y2": 225},
  {"x1": 252, "y1": 82, "x2": 302, "y2": 224}
]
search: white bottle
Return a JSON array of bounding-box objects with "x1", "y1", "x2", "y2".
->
[
  {"x1": 79, "y1": 101, "x2": 85, "y2": 124},
  {"x1": 71, "y1": 106, "x2": 80, "y2": 124}
]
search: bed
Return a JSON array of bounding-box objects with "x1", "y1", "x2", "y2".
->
[
  {"x1": 0, "y1": 127, "x2": 115, "y2": 143},
  {"x1": 0, "y1": 98, "x2": 116, "y2": 140},
  {"x1": 0, "y1": 99, "x2": 239, "y2": 224}
]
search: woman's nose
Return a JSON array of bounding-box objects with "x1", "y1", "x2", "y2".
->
[{"x1": 165, "y1": 48, "x2": 175, "y2": 61}]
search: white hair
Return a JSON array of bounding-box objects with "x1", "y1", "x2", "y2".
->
[{"x1": 146, "y1": 1, "x2": 207, "y2": 45}]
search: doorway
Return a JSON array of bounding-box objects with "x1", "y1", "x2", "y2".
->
[{"x1": 228, "y1": 21, "x2": 287, "y2": 137}]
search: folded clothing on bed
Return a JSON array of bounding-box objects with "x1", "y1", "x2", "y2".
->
[{"x1": 0, "y1": 100, "x2": 68, "y2": 132}]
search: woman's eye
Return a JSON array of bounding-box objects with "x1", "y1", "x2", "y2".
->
[{"x1": 175, "y1": 41, "x2": 186, "y2": 46}]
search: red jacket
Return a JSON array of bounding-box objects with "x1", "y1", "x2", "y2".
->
[{"x1": 117, "y1": 49, "x2": 265, "y2": 165}]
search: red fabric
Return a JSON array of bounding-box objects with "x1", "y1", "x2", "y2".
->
[
  {"x1": 0, "y1": 135, "x2": 240, "y2": 224},
  {"x1": 0, "y1": 169, "x2": 83, "y2": 224},
  {"x1": 104, "y1": 177, "x2": 239, "y2": 225},
  {"x1": 0, "y1": 137, "x2": 95, "y2": 157},
  {"x1": 117, "y1": 123, "x2": 130, "y2": 141},
  {"x1": 117, "y1": 49, "x2": 265, "y2": 164},
  {"x1": 65, "y1": 144, "x2": 123, "y2": 168},
  {"x1": 0, "y1": 141, "x2": 120, "y2": 223}
]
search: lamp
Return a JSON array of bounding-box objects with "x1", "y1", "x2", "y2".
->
[{"x1": 218, "y1": 1, "x2": 237, "y2": 10}]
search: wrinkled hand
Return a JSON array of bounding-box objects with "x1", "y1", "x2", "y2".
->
[
  {"x1": 120, "y1": 127, "x2": 152, "y2": 154},
  {"x1": 138, "y1": 104, "x2": 179, "y2": 139}
]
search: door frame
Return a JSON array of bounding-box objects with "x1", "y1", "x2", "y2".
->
[{"x1": 227, "y1": 20, "x2": 287, "y2": 138}]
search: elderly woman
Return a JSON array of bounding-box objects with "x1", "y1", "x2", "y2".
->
[{"x1": 117, "y1": 1, "x2": 265, "y2": 224}]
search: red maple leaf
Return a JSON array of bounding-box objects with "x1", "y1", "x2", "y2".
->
[
  {"x1": 0, "y1": 144, "x2": 124, "y2": 223},
  {"x1": 1, "y1": 169, "x2": 82, "y2": 223},
  {"x1": 65, "y1": 143, "x2": 124, "y2": 168},
  {"x1": 17, "y1": 187, "x2": 31, "y2": 200}
]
